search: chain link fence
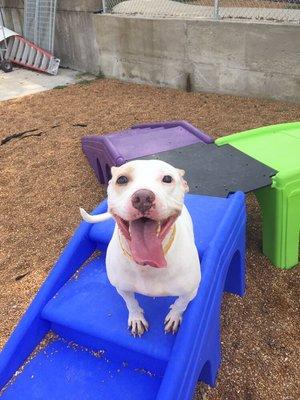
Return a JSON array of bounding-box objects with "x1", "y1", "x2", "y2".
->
[{"x1": 102, "y1": 0, "x2": 300, "y2": 22}]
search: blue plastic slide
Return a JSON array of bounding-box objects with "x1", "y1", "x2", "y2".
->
[{"x1": 0, "y1": 193, "x2": 246, "y2": 400}]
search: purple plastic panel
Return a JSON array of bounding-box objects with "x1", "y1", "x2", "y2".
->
[
  {"x1": 131, "y1": 121, "x2": 213, "y2": 144},
  {"x1": 82, "y1": 121, "x2": 212, "y2": 184}
]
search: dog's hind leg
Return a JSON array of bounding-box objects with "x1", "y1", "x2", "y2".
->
[
  {"x1": 117, "y1": 289, "x2": 149, "y2": 337},
  {"x1": 164, "y1": 289, "x2": 197, "y2": 334}
]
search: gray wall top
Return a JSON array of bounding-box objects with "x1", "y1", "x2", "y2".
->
[{"x1": 56, "y1": 0, "x2": 102, "y2": 12}]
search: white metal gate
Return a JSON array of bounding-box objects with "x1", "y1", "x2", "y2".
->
[{"x1": 24, "y1": 0, "x2": 57, "y2": 53}]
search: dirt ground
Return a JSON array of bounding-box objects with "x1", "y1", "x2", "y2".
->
[{"x1": 0, "y1": 78, "x2": 299, "y2": 399}]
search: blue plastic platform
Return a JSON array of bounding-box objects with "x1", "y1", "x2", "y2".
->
[{"x1": 0, "y1": 193, "x2": 246, "y2": 400}]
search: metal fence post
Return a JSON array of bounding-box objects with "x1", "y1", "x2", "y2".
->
[
  {"x1": 214, "y1": 0, "x2": 220, "y2": 20},
  {"x1": 33, "y1": 0, "x2": 39, "y2": 45},
  {"x1": 102, "y1": 0, "x2": 107, "y2": 13}
]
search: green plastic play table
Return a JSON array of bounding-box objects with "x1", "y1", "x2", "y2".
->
[{"x1": 216, "y1": 122, "x2": 300, "y2": 269}]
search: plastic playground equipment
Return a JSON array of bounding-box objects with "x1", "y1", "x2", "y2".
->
[
  {"x1": 82, "y1": 121, "x2": 213, "y2": 185},
  {"x1": 0, "y1": 194, "x2": 246, "y2": 399},
  {"x1": 83, "y1": 121, "x2": 299, "y2": 268},
  {"x1": 0, "y1": 120, "x2": 298, "y2": 399},
  {"x1": 216, "y1": 122, "x2": 300, "y2": 269},
  {"x1": 82, "y1": 120, "x2": 276, "y2": 196}
]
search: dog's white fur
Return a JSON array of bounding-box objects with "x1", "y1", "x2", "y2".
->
[{"x1": 80, "y1": 160, "x2": 201, "y2": 336}]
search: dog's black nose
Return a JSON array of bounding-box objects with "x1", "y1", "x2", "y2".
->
[{"x1": 131, "y1": 189, "x2": 155, "y2": 213}]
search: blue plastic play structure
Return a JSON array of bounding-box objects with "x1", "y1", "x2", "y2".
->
[{"x1": 0, "y1": 193, "x2": 246, "y2": 399}]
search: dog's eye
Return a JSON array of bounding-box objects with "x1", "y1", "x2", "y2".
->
[
  {"x1": 116, "y1": 175, "x2": 128, "y2": 185},
  {"x1": 162, "y1": 175, "x2": 173, "y2": 183}
]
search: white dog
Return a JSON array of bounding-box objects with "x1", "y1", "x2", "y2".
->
[{"x1": 80, "y1": 160, "x2": 201, "y2": 336}]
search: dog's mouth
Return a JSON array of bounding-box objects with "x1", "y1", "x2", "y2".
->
[{"x1": 114, "y1": 214, "x2": 178, "y2": 268}]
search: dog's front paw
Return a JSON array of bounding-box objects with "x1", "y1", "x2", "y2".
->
[
  {"x1": 128, "y1": 314, "x2": 149, "y2": 337},
  {"x1": 164, "y1": 311, "x2": 182, "y2": 334}
]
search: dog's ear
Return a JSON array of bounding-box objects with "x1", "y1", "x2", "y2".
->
[
  {"x1": 111, "y1": 166, "x2": 118, "y2": 176},
  {"x1": 108, "y1": 166, "x2": 118, "y2": 184},
  {"x1": 177, "y1": 169, "x2": 189, "y2": 193}
]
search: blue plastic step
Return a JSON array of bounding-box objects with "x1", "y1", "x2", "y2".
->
[
  {"x1": 42, "y1": 256, "x2": 177, "y2": 374},
  {"x1": 0, "y1": 192, "x2": 246, "y2": 399},
  {"x1": 41, "y1": 194, "x2": 239, "y2": 375},
  {"x1": 0, "y1": 337, "x2": 161, "y2": 400}
]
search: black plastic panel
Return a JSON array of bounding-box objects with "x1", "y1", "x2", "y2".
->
[{"x1": 138, "y1": 143, "x2": 277, "y2": 197}]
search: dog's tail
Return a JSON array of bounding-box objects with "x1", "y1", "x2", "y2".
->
[{"x1": 80, "y1": 208, "x2": 112, "y2": 224}]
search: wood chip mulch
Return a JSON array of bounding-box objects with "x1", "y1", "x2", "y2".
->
[{"x1": 0, "y1": 78, "x2": 299, "y2": 400}]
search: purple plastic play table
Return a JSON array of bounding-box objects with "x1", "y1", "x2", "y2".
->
[{"x1": 81, "y1": 121, "x2": 212, "y2": 184}]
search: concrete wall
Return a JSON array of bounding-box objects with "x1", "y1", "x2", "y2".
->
[
  {"x1": 0, "y1": 0, "x2": 102, "y2": 12},
  {"x1": 55, "y1": 11, "x2": 102, "y2": 74},
  {"x1": 0, "y1": 0, "x2": 103, "y2": 74},
  {"x1": 0, "y1": 1, "x2": 102, "y2": 35},
  {"x1": 1, "y1": 2, "x2": 299, "y2": 102},
  {"x1": 54, "y1": 1, "x2": 103, "y2": 73},
  {"x1": 94, "y1": 15, "x2": 300, "y2": 103}
]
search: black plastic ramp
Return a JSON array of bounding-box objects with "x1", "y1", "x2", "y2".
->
[{"x1": 138, "y1": 143, "x2": 277, "y2": 197}]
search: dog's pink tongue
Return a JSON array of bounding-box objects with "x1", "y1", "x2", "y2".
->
[{"x1": 129, "y1": 219, "x2": 167, "y2": 268}]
